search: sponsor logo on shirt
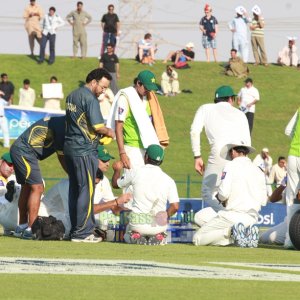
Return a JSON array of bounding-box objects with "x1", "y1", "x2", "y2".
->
[
  {"x1": 118, "y1": 107, "x2": 124, "y2": 115},
  {"x1": 0, "y1": 180, "x2": 5, "y2": 187},
  {"x1": 221, "y1": 172, "x2": 226, "y2": 180}
]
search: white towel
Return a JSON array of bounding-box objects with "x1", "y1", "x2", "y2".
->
[{"x1": 106, "y1": 87, "x2": 159, "y2": 148}]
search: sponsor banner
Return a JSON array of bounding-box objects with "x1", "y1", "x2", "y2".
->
[
  {"x1": 178, "y1": 199, "x2": 286, "y2": 227},
  {"x1": 1, "y1": 105, "x2": 65, "y2": 139}
]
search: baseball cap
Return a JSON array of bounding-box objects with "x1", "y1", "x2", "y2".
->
[
  {"x1": 1, "y1": 152, "x2": 13, "y2": 164},
  {"x1": 146, "y1": 144, "x2": 164, "y2": 162},
  {"x1": 204, "y1": 4, "x2": 212, "y2": 12},
  {"x1": 215, "y1": 85, "x2": 236, "y2": 99},
  {"x1": 137, "y1": 70, "x2": 158, "y2": 91},
  {"x1": 97, "y1": 146, "x2": 114, "y2": 161},
  {"x1": 245, "y1": 77, "x2": 253, "y2": 83},
  {"x1": 262, "y1": 147, "x2": 269, "y2": 153},
  {"x1": 186, "y1": 42, "x2": 194, "y2": 48}
]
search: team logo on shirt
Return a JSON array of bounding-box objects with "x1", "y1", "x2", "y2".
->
[
  {"x1": 221, "y1": 172, "x2": 226, "y2": 180},
  {"x1": 118, "y1": 107, "x2": 124, "y2": 115},
  {"x1": 0, "y1": 180, "x2": 5, "y2": 186}
]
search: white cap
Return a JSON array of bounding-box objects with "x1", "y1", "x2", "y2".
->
[
  {"x1": 235, "y1": 6, "x2": 246, "y2": 15},
  {"x1": 186, "y1": 42, "x2": 194, "y2": 48},
  {"x1": 287, "y1": 36, "x2": 297, "y2": 41},
  {"x1": 262, "y1": 147, "x2": 269, "y2": 153},
  {"x1": 220, "y1": 141, "x2": 255, "y2": 160},
  {"x1": 252, "y1": 5, "x2": 261, "y2": 15}
]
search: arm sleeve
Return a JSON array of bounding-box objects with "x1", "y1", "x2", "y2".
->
[
  {"x1": 190, "y1": 105, "x2": 206, "y2": 156},
  {"x1": 167, "y1": 179, "x2": 180, "y2": 204},
  {"x1": 217, "y1": 164, "x2": 233, "y2": 201},
  {"x1": 117, "y1": 169, "x2": 135, "y2": 189},
  {"x1": 285, "y1": 111, "x2": 298, "y2": 138},
  {"x1": 114, "y1": 94, "x2": 129, "y2": 122},
  {"x1": 87, "y1": 98, "x2": 104, "y2": 129}
]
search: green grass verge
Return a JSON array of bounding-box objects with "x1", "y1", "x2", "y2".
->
[{"x1": 1, "y1": 54, "x2": 298, "y2": 196}]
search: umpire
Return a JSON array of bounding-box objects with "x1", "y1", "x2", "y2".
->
[{"x1": 64, "y1": 68, "x2": 114, "y2": 243}]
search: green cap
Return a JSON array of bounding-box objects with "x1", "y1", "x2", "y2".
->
[
  {"x1": 137, "y1": 70, "x2": 158, "y2": 91},
  {"x1": 1, "y1": 152, "x2": 12, "y2": 164},
  {"x1": 146, "y1": 144, "x2": 164, "y2": 162},
  {"x1": 215, "y1": 85, "x2": 236, "y2": 99},
  {"x1": 97, "y1": 146, "x2": 114, "y2": 161}
]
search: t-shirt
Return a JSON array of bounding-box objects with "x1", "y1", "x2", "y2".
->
[
  {"x1": 64, "y1": 87, "x2": 104, "y2": 156},
  {"x1": 101, "y1": 13, "x2": 119, "y2": 33},
  {"x1": 182, "y1": 49, "x2": 195, "y2": 60},
  {"x1": 115, "y1": 94, "x2": 152, "y2": 148},
  {"x1": 100, "y1": 53, "x2": 119, "y2": 73},
  {"x1": 13, "y1": 115, "x2": 65, "y2": 160},
  {"x1": 0, "y1": 81, "x2": 15, "y2": 102},
  {"x1": 238, "y1": 86, "x2": 260, "y2": 113},
  {"x1": 117, "y1": 164, "x2": 179, "y2": 215},
  {"x1": 199, "y1": 15, "x2": 218, "y2": 36}
]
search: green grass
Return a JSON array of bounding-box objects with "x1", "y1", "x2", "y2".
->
[
  {"x1": 1, "y1": 55, "x2": 300, "y2": 299},
  {"x1": 1, "y1": 275, "x2": 299, "y2": 300},
  {"x1": 1, "y1": 54, "x2": 298, "y2": 196}
]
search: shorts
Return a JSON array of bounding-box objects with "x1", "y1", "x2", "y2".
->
[
  {"x1": 10, "y1": 144, "x2": 43, "y2": 185},
  {"x1": 202, "y1": 35, "x2": 217, "y2": 49}
]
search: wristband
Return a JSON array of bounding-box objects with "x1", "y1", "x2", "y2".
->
[
  {"x1": 119, "y1": 152, "x2": 126, "y2": 155},
  {"x1": 194, "y1": 156, "x2": 201, "y2": 159}
]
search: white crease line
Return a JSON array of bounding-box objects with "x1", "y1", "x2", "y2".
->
[{"x1": 1, "y1": 258, "x2": 300, "y2": 281}]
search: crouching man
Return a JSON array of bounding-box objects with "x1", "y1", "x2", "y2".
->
[
  {"x1": 193, "y1": 142, "x2": 267, "y2": 248},
  {"x1": 112, "y1": 144, "x2": 179, "y2": 245}
]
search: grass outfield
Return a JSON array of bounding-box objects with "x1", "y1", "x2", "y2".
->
[
  {"x1": 1, "y1": 55, "x2": 300, "y2": 299},
  {"x1": 1, "y1": 54, "x2": 299, "y2": 196}
]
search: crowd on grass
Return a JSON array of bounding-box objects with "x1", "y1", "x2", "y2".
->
[{"x1": 0, "y1": 1, "x2": 300, "y2": 249}]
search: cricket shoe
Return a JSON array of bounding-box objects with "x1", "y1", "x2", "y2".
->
[
  {"x1": 13, "y1": 225, "x2": 28, "y2": 238},
  {"x1": 129, "y1": 232, "x2": 147, "y2": 245},
  {"x1": 22, "y1": 228, "x2": 35, "y2": 240},
  {"x1": 245, "y1": 225, "x2": 259, "y2": 248},
  {"x1": 71, "y1": 234, "x2": 103, "y2": 243},
  {"x1": 232, "y1": 223, "x2": 247, "y2": 248},
  {"x1": 147, "y1": 232, "x2": 167, "y2": 246}
]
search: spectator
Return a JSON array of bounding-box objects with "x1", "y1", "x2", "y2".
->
[
  {"x1": 224, "y1": 48, "x2": 249, "y2": 78},
  {"x1": 253, "y1": 147, "x2": 273, "y2": 197},
  {"x1": 228, "y1": 6, "x2": 250, "y2": 63},
  {"x1": 99, "y1": 43, "x2": 120, "y2": 95},
  {"x1": 100, "y1": 4, "x2": 120, "y2": 57},
  {"x1": 199, "y1": 4, "x2": 218, "y2": 62},
  {"x1": 18, "y1": 79, "x2": 36, "y2": 107},
  {"x1": 137, "y1": 33, "x2": 156, "y2": 65},
  {"x1": 163, "y1": 42, "x2": 195, "y2": 67},
  {"x1": 112, "y1": 144, "x2": 179, "y2": 245},
  {"x1": 237, "y1": 78, "x2": 260, "y2": 134},
  {"x1": 23, "y1": 0, "x2": 44, "y2": 56},
  {"x1": 38, "y1": 6, "x2": 65, "y2": 65},
  {"x1": 269, "y1": 156, "x2": 287, "y2": 188},
  {"x1": 66, "y1": 1, "x2": 92, "y2": 59},
  {"x1": 250, "y1": 5, "x2": 268, "y2": 66},
  {"x1": 277, "y1": 37, "x2": 299, "y2": 67},
  {"x1": 0, "y1": 73, "x2": 15, "y2": 104},
  {"x1": 42, "y1": 76, "x2": 64, "y2": 110},
  {"x1": 161, "y1": 65, "x2": 180, "y2": 97},
  {"x1": 0, "y1": 95, "x2": 10, "y2": 148}
]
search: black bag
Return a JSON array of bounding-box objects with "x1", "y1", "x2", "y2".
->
[{"x1": 32, "y1": 215, "x2": 65, "y2": 240}]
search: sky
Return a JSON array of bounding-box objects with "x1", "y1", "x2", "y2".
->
[{"x1": 0, "y1": 0, "x2": 300, "y2": 62}]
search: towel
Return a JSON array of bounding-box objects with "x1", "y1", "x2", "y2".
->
[
  {"x1": 148, "y1": 91, "x2": 170, "y2": 147},
  {"x1": 106, "y1": 87, "x2": 159, "y2": 148}
]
